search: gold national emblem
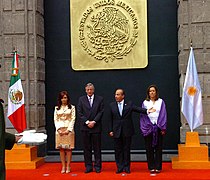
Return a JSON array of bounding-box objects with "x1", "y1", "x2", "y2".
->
[
  {"x1": 187, "y1": 86, "x2": 197, "y2": 96},
  {"x1": 79, "y1": 2, "x2": 138, "y2": 63},
  {"x1": 71, "y1": 0, "x2": 148, "y2": 70}
]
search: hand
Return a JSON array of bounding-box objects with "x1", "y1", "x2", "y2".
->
[
  {"x1": 58, "y1": 129, "x2": 65, "y2": 136},
  {"x1": 109, "y1": 132, "x2": 113, "y2": 137},
  {"x1": 64, "y1": 130, "x2": 70, "y2": 135},
  {"x1": 161, "y1": 130, "x2": 166, "y2": 135},
  {"x1": 148, "y1": 107, "x2": 156, "y2": 113},
  {"x1": 87, "y1": 121, "x2": 95, "y2": 128},
  {"x1": 15, "y1": 135, "x2": 23, "y2": 143}
]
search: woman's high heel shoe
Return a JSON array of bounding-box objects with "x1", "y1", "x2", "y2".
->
[
  {"x1": 61, "y1": 167, "x2": 65, "y2": 174},
  {"x1": 66, "y1": 166, "x2": 71, "y2": 173}
]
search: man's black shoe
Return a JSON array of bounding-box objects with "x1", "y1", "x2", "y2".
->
[
  {"x1": 85, "y1": 169, "x2": 93, "y2": 173},
  {"x1": 116, "y1": 169, "x2": 123, "y2": 174},
  {"x1": 95, "y1": 169, "x2": 101, "y2": 173},
  {"x1": 125, "y1": 169, "x2": 131, "y2": 174}
]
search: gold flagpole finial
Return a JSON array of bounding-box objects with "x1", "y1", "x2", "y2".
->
[
  {"x1": 12, "y1": 47, "x2": 19, "y2": 76},
  {"x1": 190, "y1": 39, "x2": 193, "y2": 47}
]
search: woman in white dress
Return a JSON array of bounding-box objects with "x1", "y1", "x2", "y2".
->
[{"x1": 54, "y1": 91, "x2": 76, "y2": 173}]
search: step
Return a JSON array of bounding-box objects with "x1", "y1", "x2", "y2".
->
[
  {"x1": 172, "y1": 156, "x2": 210, "y2": 169},
  {"x1": 5, "y1": 144, "x2": 45, "y2": 169},
  {"x1": 5, "y1": 144, "x2": 37, "y2": 161},
  {"x1": 178, "y1": 144, "x2": 209, "y2": 161},
  {"x1": 6, "y1": 157, "x2": 45, "y2": 169}
]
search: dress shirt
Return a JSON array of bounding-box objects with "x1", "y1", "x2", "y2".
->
[
  {"x1": 144, "y1": 98, "x2": 162, "y2": 124},
  {"x1": 85, "y1": 94, "x2": 96, "y2": 124},
  {"x1": 118, "y1": 100, "x2": 124, "y2": 116},
  {"x1": 87, "y1": 94, "x2": 94, "y2": 107}
]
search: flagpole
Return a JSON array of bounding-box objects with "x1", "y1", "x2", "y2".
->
[
  {"x1": 12, "y1": 47, "x2": 19, "y2": 77},
  {"x1": 190, "y1": 42, "x2": 193, "y2": 133},
  {"x1": 0, "y1": 65, "x2": 3, "y2": 103},
  {"x1": 190, "y1": 40, "x2": 194, "y2": 133}
]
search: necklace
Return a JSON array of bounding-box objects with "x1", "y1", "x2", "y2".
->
[{"x1": 61, "y1": 105, "x2": 68, "y2": 112}]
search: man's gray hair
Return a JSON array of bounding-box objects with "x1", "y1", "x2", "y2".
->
[{"x1": 85, "y1": 82, "x2": 95, "y2": 89}]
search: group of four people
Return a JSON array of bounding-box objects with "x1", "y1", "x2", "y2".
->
[{"x1": 53, "y1": 83, "x2": 167, "y2": 175}]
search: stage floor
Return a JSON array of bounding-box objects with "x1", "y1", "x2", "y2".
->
[{"x1": 6, "y1": 162, "x2": 210, "y2": 180}]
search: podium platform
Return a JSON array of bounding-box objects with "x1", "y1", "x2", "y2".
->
[
  {"x1": 172, "y1": 132, "x2": 210, "y2": 169},
  {"x1": 5, "y1": 144, "x2": 45, "y2": 169}
]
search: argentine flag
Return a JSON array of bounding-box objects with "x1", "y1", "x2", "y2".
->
[{"x1": 181, "y1": 47, "x2": 203, "y2": 132}]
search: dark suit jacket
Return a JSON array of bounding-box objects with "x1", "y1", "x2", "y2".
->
[
  {"x1": 77, "y1": 95, "x2": 104, "y2": 133},
  {"x1": 108, "y1": 100, "x2": 147, "y2": 138},
  {"x1": 0, "y1": 101, "x2": 15, "y2": 180}
]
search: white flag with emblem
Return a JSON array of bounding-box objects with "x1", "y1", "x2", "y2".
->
[
  {"x1": 181, "y1": 47, "x2": 203, "y2": 132},
  {"x1": 7, "y1": 51, "x2": 27, "y2": 133}
]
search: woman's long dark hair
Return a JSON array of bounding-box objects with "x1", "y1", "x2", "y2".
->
[
  {"x1": 146, "y1": 85, "x2": 159, "y2": 101},
  {"x1": 57, "y1": 91, "x2": 72, "y2": 110}
]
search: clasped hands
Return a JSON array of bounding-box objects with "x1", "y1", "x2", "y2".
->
[
  {"x1": 87, "y1": 120, "x2": 96, "y2": 128},
  {"x1": 58, "y1": 129, "x2": 71, "y2": 136}
]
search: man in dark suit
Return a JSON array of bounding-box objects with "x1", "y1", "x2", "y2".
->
[
  {"x1": 0, "y1": 99, "x2": 21, "y2": 180},
  {"x1": 78, "y1": 83, "x2": 104, "y2": 173},
  {"x1": 108, "y1": 89, "x2": 154, "y2": 174}
]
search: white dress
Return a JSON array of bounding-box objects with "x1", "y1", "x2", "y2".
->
[{"x1": 54, "y1": 105, "x2": 76, "y2": 149}]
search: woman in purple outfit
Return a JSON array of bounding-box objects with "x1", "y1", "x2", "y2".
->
[{"x1": 140, "y1": 85, "x2": 167, "y2": 174}]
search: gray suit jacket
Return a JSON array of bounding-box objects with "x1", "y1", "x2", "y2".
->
[{"x1": 77, "y1": 95, "x2": 104, "y2": 133}]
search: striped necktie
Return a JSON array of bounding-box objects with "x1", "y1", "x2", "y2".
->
[{"x1": 89, "y1": 97, "x2": 92, "y2": 107}]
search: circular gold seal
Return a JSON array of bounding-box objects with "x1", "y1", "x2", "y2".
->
[{"x1": 79, "y1": 1, "x2": 139, "y2": 63}]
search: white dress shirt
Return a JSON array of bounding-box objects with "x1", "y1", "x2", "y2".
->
[
  {"x1": 143, "y1": 98, "x2": 162, "y2": 124},
  {"x1": 118, "y1": 99, "x2": 124, "y2": 116}
]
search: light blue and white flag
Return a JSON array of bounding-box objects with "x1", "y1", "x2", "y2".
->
[{"x1": 181, "y1": 47, "x2": 203, "y2": 132}]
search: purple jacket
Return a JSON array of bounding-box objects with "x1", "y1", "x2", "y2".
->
[{"x1": 140, "y1": 99, "x2": 167, "y2": 137}]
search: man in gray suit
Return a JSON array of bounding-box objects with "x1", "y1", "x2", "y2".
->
[{"x1": 77, "y1": 83, "x2": 104, "y2": 173}]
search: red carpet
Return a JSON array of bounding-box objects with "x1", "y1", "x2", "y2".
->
[{"x1": 6, "y1": 162, "x2": 210, "y2": 180}]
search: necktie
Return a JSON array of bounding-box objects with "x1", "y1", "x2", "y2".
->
[
  {"x1": 89, "y1": 97, "x2": 92, "y2": 107},
  {"x1": 118, "y1": 102, "x2": 123, "y2": 116}
]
